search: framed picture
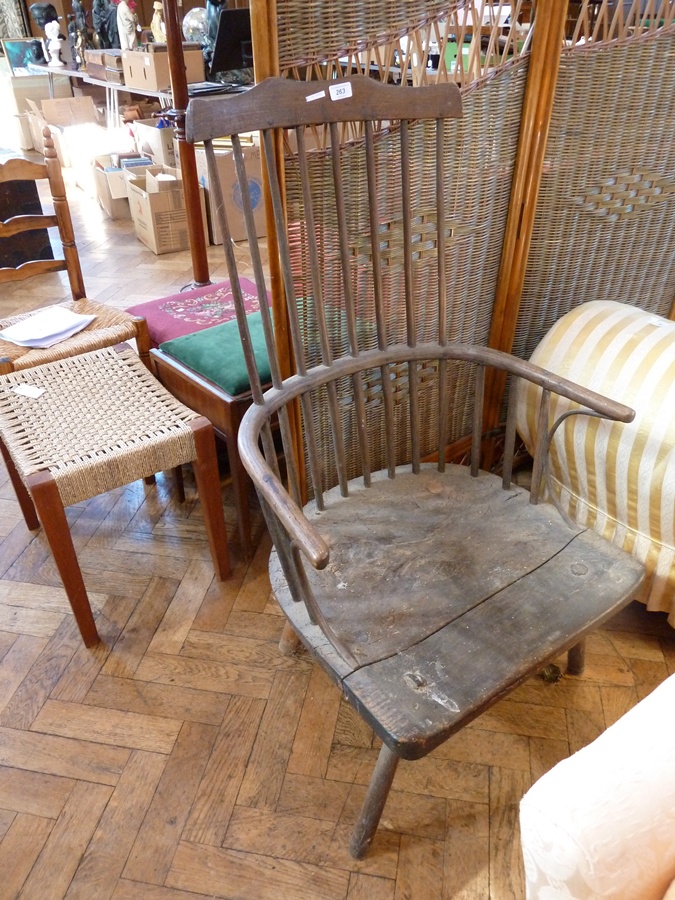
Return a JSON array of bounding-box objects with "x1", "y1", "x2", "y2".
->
[{"x1": 1, "y1": 38, "x2": 46, "y2": 75}]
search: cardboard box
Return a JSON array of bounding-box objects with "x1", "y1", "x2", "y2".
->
[
  {"x1": 120, "y1": 100, "x2": 161, "y2": 123},
  {"x1": 133, "y1": 118, "x2": 176, "y2": 166},
  {"x1": 25, "y1": 95, "x2": 102, "y2": 166},
  {"x1": 62, "y1": 123, "x2": 135, "y2": 195},
  {"x1": 13, "y1": 114, "x2": 33, "y2": 151},
  {"x1": 194, "y1": 142, "x2": 266, "y2": 244},
  {"x1": 126, "y1": 165, "x2": 207, "y2": 255},
  {"x1": 0, "y1": 70, "x2": 72, "y2": 115},
  {"x1": 92, "y1": 154, "x2": 154, "y2": 219},
  {"x1": 121, "y1": 48, "x2": 204, "y2": 92},
  {"x1": 93, "y1": 162, "x2": 131, "y2": 219}
]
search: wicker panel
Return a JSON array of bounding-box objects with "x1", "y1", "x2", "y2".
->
[
  {"x1": 512, "y1": 27, "x2": 675, "y2": 364},
  {"x1": 277, "y1": 0, "x2": 533, "y2": 89},
  {"x1": 278, "y1": 0, "x2": 455, "y2": 69},
  {"x1": 284, "y1": 62, "x2": 527, "y2": 490},
  {"x1": 302, "y1": 358, "x2": 479, "y2": 489}
]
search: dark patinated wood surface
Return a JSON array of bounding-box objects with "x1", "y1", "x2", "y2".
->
[
  {"x1": 187, "y1": 75, "x2": 462, "y2": 142},
  {"x1": 270, "y1": 464, "x2": 645, "y2": 760},
  {"x1": 185, "y1": 75, "x2": 647, "y2": 858}
]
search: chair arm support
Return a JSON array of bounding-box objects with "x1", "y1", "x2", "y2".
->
[{"x1": 238, "y1": 426, "x2": 330, "y2": 569}]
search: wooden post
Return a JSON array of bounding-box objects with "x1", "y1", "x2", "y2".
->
[
  {"x1": 250, "y1": 0, "x2": 293, "y2": 379},
  {"x1": 250, "y1": 0, "x2": 307, "y2": 502},
  {"x1": 163, "y1": 0, "x2": 211, "y2": 286},
  {"x1": 483, "y1": 0, "x2": 569, "y2": 432}
]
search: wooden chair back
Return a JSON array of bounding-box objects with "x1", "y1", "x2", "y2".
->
[{"x1": 0, "y1": 128, "x2": 85, "y2": 301}]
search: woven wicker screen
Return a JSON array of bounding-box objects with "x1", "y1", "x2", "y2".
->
[
  {"x1": 512, "y1": 17, "x2": 675, "y2": 363},
  {"x1": 277, "y1": 0, "x2": 533, "y2": 86},
  {"x1": 273, "y1": 0, "x2": 530, "y2": 486},
  {"x1": 283, "y1": 65, "x2": 527, "y2": 487}
]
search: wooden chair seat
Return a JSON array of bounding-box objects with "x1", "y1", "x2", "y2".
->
[
  {"x1": 272, "y1": 464, "x2": 643, "y2": 756},
  {"x1": 129, "y1": 282, "x2": 271, "y2": 554},
  {"x1": 149, "y1": 308, "x2": 272, "y2": 555},
  {"x1": 0, "y1": 344, "x2": 231, "y2": 647}
]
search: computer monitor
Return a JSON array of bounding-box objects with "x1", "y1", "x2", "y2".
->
[{"x1": 209, "y1": 7, "x2": 253, "y2": 75}]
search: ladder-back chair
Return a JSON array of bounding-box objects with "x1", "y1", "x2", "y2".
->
[
  {"x1": 0, "y1": 129, "x2": 150, "y2": 374},
  {"x1": 187, "y1": 76, "x2": 645, "y2": 857}
]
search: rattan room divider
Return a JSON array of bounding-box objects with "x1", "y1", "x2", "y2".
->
[
  {"x1": 246, "y1": 0, "x2": 675, "y2": 476},
  {"x1": 163, "y1": 0, "x2": 674, "y2": 485}
]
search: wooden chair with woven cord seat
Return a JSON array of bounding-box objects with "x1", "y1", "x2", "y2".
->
[
  {"x1": 0, "y1": 343, "x2": 231, "y2": 647},
  {"x1": 187, "y1": 76, "x2": 646, "y2": 857},
  {"x1": 0, "y1": 128, "x2": 150, "y2": 375}
]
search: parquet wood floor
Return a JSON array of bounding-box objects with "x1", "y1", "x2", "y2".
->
[{"x1": 1, "y1": 169, "x2": 674, "y2": 899}]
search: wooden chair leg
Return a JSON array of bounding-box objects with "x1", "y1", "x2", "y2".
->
[
  {"x1": 349, "y1": 743, "x2": 400, "y2": 859},
  {"x1": 279, "y1": 620, "x2": 302, "y2": 656},
  {"x1": 0, "y1": 438, "x2": 40, "y2": 530},
  {"x1": 134, "y1": 316, "x2": 152, "y2": 370},
  {"x1": 174, "y1": 463, "x2": 185, "y2": 502},
  {"x1": 189, "y1": 418, "x2": 231, "y2": 580},
  {"x1": 566, "y1": 639, "x2": 586, "y2": 675},
  {"x1": 26, "y1": 470, "x2": 100, "y2": 647},
  {"x1": 224, "y1": 419, "x2": 252, "y2": 556}
]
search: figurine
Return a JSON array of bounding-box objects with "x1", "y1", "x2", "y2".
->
[
  {"x1": 94, "y1": 0, "x2": 121, "y2": 49},
  {"x1": 29, "y1": 1, "x2": 58, "y2": 31},
  {"x1": 71, "y1": 0, "x2": 93, "y2": 67},
  {"x1": 67, "y1": 14, "x2": 77, "y2": 63},
  {"x1": 150, "y1": 1, "x2": 166, "y2": 43},
  {"x1": 45, "y1": 18, "x2": 65, "y2": 66},
  {"x1": 116, "y1": 0, "x2": 141, "y2": 51},
  {"x1": 204, "y1": 0, "x2": 226, "y2": 69},
  {"x1": 105, "y1": 0, "x2": 121, "y2": 48}
]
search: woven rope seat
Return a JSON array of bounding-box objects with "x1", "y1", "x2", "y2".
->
[
  {"x1": 0, "y1": 300, "x2": 144, "y2": 372},
  {"x1": 0, "y1": 345, "x2": 231, "y2": 646}
]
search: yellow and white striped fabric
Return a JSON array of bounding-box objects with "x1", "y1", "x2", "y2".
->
[{"x1": 517, "y1": 301, "x2": 675, "y2": 625}]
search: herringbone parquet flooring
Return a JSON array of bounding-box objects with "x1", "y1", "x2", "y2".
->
[{"x1": 0, "y1": 165, "x2": 674, "y2": 900}]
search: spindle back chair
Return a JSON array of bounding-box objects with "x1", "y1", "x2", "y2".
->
[{"x1": 186, "y1": 76, "x2": 645, "y2": 857}]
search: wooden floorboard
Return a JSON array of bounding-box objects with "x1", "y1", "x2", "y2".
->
[{"x1": 0, "y1": 166, "x2": 674, "y2": 897}]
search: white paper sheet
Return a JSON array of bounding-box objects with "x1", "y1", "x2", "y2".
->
[{"x1": 0, "y1": 307, "x2": 96, "y2": 349}]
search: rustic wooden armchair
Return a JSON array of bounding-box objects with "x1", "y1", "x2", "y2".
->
[
  {"x1": 0, "y1": 128, "x2": 150, "y2": 374},
  {"x1": 187, "y1": 76, "x2": 645, "y2": 857}
]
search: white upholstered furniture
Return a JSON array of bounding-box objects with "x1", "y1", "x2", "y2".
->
[
  {"x1": 520, "y1": 673, "x2": 675, "y2": 899},
  {"x1": 517, "y1": 301, "x2": 675, "y2": 625}
]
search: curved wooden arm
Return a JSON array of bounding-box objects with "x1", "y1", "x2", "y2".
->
[{"x1": 238, "y1": 429, "x2": 330, "y2": 569}]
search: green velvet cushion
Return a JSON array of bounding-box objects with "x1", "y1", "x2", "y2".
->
[{"x1": 159, "y1": 310, "x2": 271, "y2": 397}]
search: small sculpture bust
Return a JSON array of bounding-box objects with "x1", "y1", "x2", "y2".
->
[
  {"x1": 150, "y1": 1, "x2": 166, "y2": 43},
  {"x1": 29, "y1": 1, "x2": 58, "y2": 31},
  {"x1": 45, "y1": 18, "x2": 65, "y2": 66}
]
